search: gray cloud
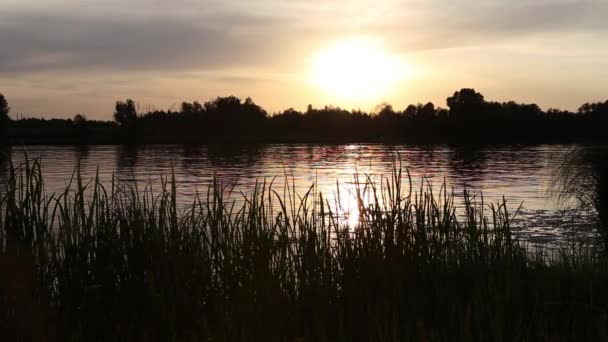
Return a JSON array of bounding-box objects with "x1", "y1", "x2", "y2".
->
[
  {"x1": 373, "y1": 0, "x2": 608, "y2": 52},
  {"x1": 1, "y1": 0, "x2": 607, "y2": 75},
  {"x1": 0, "y1": 10, "x2": 295, "y2": 74},
  {"x1": 452, "y1": 1, "x2": 607, "y2": 35}
]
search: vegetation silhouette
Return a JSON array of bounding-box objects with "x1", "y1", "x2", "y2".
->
[
  {"x1": 72, "y1": 114, "x2": 89, "y2": 137},
  {"x1": 553, "y1": 146, "x2": 608, "y2": 249},
  {"x1": 0, "y1": 93, "x2": 10, "y2": 144},
  {"x1": 114, "y1": 99, "x2": 138, "y2": 128},
  {"x1": 4, "y1": 159, "x2": 608, "y2": 340},
  {"x1": 3, "y1": 89, "x2": 608, "y2": 144}
]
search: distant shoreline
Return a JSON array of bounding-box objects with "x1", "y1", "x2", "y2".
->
[
  {"x1": 4, "y1": 137, "x2": 605, "y2": 146},
  {"x1": 3, "y1": 88, "x2": 607, "y2": 146}
]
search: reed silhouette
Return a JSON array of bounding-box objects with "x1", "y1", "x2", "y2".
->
[
  {"x1": 552, "y1": 146, "x2": 608, "y2": 250},
  {"x1": 3, "y1": 159, "x2": 608, "y2": 341}
]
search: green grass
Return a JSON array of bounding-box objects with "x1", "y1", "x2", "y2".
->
[{"x1": 1, "y1": 158, "x2": 608, "y2": 341}]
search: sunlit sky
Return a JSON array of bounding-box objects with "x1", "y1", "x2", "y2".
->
[{"x1": 2, "y1": 0, "x2": 608, "y2": 119}]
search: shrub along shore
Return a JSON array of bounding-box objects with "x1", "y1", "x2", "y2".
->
[
  {"x1": 2, "y1": 88, "x2": 608, "y2": 145},
  {"x1": 1, "y1": 159, "x2": 608, "y2": 341}
]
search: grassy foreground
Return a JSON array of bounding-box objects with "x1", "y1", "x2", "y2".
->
[{"x1": 1, "y1": 159, "x2": 608, "y2": 341}]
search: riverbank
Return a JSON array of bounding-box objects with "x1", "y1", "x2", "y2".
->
[{"x1": 5, "y1": 123, "x2": 605, "y2": 145}]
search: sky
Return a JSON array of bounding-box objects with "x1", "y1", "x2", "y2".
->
[{"x1": 1, "y1": 0, "x2": 608, "y2": 119}]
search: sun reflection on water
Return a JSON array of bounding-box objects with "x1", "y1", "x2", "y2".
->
[{"x1": 4, "y1": 144, "x2": 591, "y2": 245}]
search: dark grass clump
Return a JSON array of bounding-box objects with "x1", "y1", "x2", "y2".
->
[
  {"x1": 2, "y1": 158, "x2": 608, "y2": 341},
  {"x1": 551, "y1": 146, "x2": 608, "y2": 250}
]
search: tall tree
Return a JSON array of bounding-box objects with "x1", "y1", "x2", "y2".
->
[
  {"x1": 73, "y1": 114, "x2": 88, "y2": 136},
  {"x1": 446, "y1": 88, "x2": 485, "y2": 119},
  {"x1": 114, "y1": 99, "x2": 138, "y2": 127},
  {"x1": 0, "y1": 93, "x2": 11, "y2": 142},
  {"x1": 578, "y1": 101, "x2": 608, "y2": 120},
  {"x1": 419, "y1": 102, "x2": 437, "y2": 120}
]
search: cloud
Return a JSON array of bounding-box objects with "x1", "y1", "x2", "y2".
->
[
  {"x1": 367, "y1": 0, "x2": 608, "y2": 53},
  {"x1": 0, "y1": 9, "x2": 297, "y2": 74},
  {"x1": 1, "y1": 0, "x2": 606, "y2": 75},
  {"x1": 451, "y1": 1, "x2": 607, "y2": 35}
]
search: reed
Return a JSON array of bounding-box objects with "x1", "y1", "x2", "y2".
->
[{"x1": 1, "y1": 158, "x2": 608, "y2": 341}]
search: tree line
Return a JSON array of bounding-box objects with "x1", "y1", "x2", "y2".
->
[{"x1": 2, "y1": 89, "x2": 608, "y2": 144}]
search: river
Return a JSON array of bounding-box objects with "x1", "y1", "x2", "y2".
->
[{"x1": 0, "y1": 144, "x2": 599, "y2": 247}]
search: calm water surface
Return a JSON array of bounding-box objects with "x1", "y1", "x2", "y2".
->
[{"x1": 0, "y1": 144, "x2": 596, "y2": 246}]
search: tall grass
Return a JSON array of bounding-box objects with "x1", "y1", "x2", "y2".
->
[
  {"x1": 551, "y1": 146, "x2": 608, "y2": 251},
  {"x1": 2, "y1": 158, "x2": 608, "y2": 341}
]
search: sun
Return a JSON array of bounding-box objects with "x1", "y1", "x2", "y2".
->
[{"x1": 310, "y1": 38, "x2": 406, "y2": 102}]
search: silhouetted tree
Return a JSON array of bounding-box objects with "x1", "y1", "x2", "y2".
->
[
  {"x1": 436, "y1": 108, "x2": 450, "y2": 120},
  {"x1": 446, "y1": 88, "x2": 485, "y2": 120},
  {"x1": 376, "y1": 103, "x2": 397, "y2": 119},
  {"x1": 306, "y1": 104, "x2": 314, "y2": 115},
  {"x1": 375, "y1": 103, "x2": 400, "y2": 137},
  {"x1": 0, "y1": 93, "x2": 8, "y2": 118},
  {"x1": 402, "y1": 103, "x2": 437, "y2": 121},
  {"x1": 73, "y1": 114, "x2": 88, "y2": 136},
  {"x1": 5, "y1": 89, "x2": 608, "y2": 144},
  {"x1": 203, "y1": 96, "x2": 267, "y2": 137},
  {"x1": 579, "y1": 101, "x2": 608, "y2": 120},
  {"x1": 280, "y1": 108, "x2": 303, "y2": 118},
  {"x1": 502, "y1": 101, "x2": 542, "y2": 121},
  {"x1": 403, "y1": 104, "x2": 417, "y2": 119},
  {"x1": 419, "y1": 102, "x2": 436, "y2": 121},
  {"x1": 181, "y1": 101, "x2": 204, "y2": 116},
  {"x1": 114, "y1": 99, "x2": 138, "y2": 127},
  {"x1": 269, "y1": 108, "x2": 304, "y2": 137},
  {"x1": 243, "y1": 97, "x2": 267, "y2": 121},
  {"x1": 0, "y1": 93, "x2": 11, "y2": 143}
]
